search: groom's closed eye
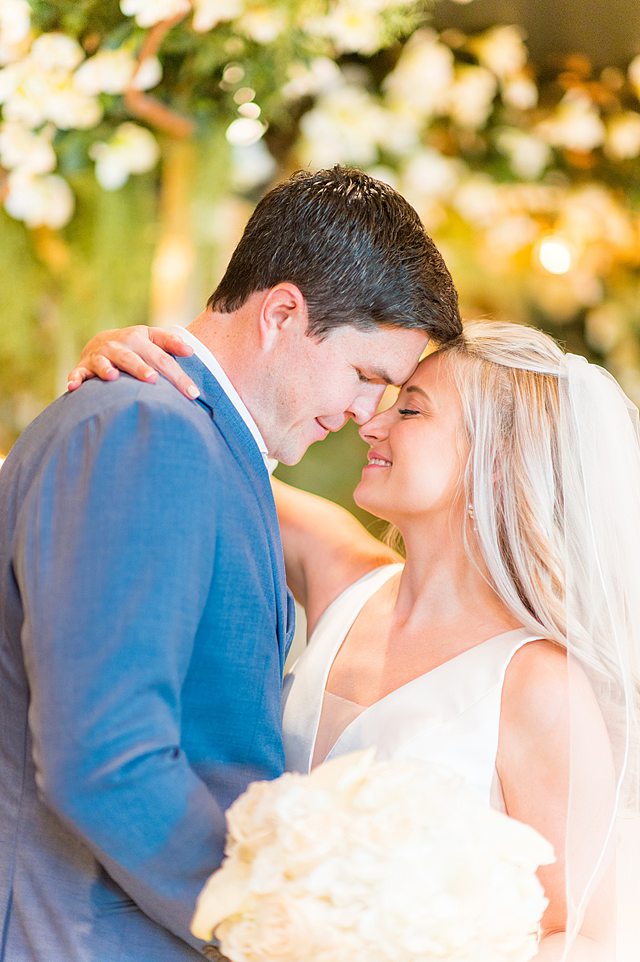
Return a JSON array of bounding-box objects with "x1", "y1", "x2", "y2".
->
[{"x1": 355, "y1": 368, "x2": 395, "y2": 386}]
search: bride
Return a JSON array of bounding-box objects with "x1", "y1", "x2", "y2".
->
[{"x1": 70, "y1": 320, "x2": 640, "y2": 960}]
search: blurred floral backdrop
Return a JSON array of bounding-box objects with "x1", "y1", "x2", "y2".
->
[{"x1": 1, "y1": 0, "x2": 639, "y2": 512}]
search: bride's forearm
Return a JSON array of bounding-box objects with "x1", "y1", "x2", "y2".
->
[{"x1": 535, "y1": 932, "x2": 607, "y2": 961}]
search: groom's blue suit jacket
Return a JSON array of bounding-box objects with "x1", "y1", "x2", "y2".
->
[{"x1": 0, "y1": 356, "x2": 295, "y2": 961}]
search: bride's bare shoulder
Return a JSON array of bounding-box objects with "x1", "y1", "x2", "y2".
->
[{"x1": 499, "y1": 636, "x2": 608, "y2": 769}]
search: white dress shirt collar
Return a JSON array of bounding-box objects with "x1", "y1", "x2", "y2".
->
[{"x1": 170, "y1": 325, "x2": 269, "y2": 465}]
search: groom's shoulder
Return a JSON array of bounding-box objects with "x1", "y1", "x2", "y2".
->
[{"x1": 22, "y1": 374, "x2": 225, "y2": 470}]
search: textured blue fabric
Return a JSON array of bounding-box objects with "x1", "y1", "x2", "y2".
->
[{"x1": 0, "y1": 356, "x2": 295, "y2": 961}]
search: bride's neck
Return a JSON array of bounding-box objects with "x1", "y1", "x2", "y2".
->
[{"x1": 394, "y1": 519, "x2": 516, "y2": 633}]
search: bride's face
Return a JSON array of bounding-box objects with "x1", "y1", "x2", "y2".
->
[{"x1": 354, "y1": 352, "x2": 468, "y2": 526}]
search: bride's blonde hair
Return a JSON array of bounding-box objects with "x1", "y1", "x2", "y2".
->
[{"x1": 438, "y1": 321, "x2": 568, "y2": 644}]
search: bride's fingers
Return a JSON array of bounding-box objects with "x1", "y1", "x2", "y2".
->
[
  {"x1": 143, "y1": 342, "x2": 200, "y2": 399},
  {"x1": 67, "y1": 366, "x2": 96, "y2": 391},
  {"x1": 148, "y1": 328, "x2": 194, "y2": 357}
]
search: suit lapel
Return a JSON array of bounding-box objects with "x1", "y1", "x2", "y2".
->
[{"x1": 177, "y1": 356, "x2": 294, "y2": 670}]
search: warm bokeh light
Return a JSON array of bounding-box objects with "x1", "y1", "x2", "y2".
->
[{"x1": 536, "y1": 236, "x2": 574, "y2": 275}]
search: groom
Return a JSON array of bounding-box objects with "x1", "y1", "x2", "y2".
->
[{"x1": 0, "y1": 167, "x2": 461, "y2": 962}]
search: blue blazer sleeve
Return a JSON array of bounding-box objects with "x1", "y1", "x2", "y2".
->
[{"x1": 14, "y1": 394, "x2": 229, "y2": 952}]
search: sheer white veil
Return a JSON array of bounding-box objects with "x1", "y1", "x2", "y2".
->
[{"x1": 559, "y1": 354, "x2": 640, "y2": 959}]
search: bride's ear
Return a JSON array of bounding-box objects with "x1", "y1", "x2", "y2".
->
[{"x1": 258, "y1": 283, "x2": 309, "y2": 352}]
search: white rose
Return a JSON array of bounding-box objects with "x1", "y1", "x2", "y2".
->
[
  {"x1": 282, "y1": 58, "x2": 342, "y2": 101},
  {"x1": 299, "y1": 84, "x2": 385, "y2": 167},
  {"x1": 447, "y1": 64, "x2": 498, "y2": 129},
  {"x1": 192, "y1": 752, "x2": 554, "y2": 962},
  {"x1": 605, "y1": 111, "x2": 640, "y2": 160},
  {"x1": 192, "y1": 0, "x2": 243, "y2": 32},
  {"x1": 384, "y1": 29, "x2": 454, "y2": 118},
  {"x1": 454, "y1": 174, "x2": 503, "y2": 226},
  {"x1": 237, "y1": 6, "x2": 286, "y2": 44},
  {"x1": 0, "y1": 121, "x2": 56, "y2": 174},
  {"x1": 0, "y1": 0, "x2": 31, "y2": 46},
  {"x1": 304, "y1": 1, "x2": 384, "y2": 56},
  {"x1": 472, "y1": 25, "x2": 528, "y2": 79},
  {"x1": 89, "y1": 122, "x2": 159, "y2": 190},
  {"x1": 75, "y1": 49, "x2": 162, "y2": 95},
  {"x1": 501, "y1": 74, "x2": 538, "y2": 111},
  {"x1": 44, "y1": 74, "x2": 103, "y2": 129},
  {"x1": 120, "y1": 0, "x2": 191, "y2": 28},
  {"x1": 29, "y1": 33, "x2": 84, "y2": 71},
  {"x1": 229, "y1": 141, "x2": 276, "y2": 192},
  {"x1": 496, "y1": 128, "x2": 551, "y2": 179},
  {"x1": 5, "y1": 170, "x2": 74, "y2": 228},
  {"x1": 537, "y1": 92, "x2": 605, "y2": 152},
  {"x1": 402, "y1": 149, "x2": 464, "y2": 202},
  {"x1": 75, "y1": 49, "x2": 137, "y2": 95}
]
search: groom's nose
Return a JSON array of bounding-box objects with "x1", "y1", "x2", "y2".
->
[{"x1": 348, "y1": 385, "x2": 387, "y2": 425}]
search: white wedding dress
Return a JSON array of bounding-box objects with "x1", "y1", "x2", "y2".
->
[
  {"x1": 282, "y1": 563, "x2": 640, "y2": 959},
  {"x1": 282, "y1": 564, "x2": 539, "y2": 808}
]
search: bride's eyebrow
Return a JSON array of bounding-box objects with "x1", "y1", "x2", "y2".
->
[{"x1": 404, "y1": 385, "x2": 432, "y2": 403}]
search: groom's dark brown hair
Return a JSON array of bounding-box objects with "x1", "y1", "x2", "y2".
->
[{"x1": 207, "y1": 166, "x2": 462, "y2": 344}]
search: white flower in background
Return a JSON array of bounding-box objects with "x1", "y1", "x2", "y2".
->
[
  {"x1": 0, "y1": 0, "x2": 31, "y2": 45},
  {"x1": 399, "y1": 150, "x2": 466, "y2": 229},
  {"x1": 282, "y1": 58, "x2": 342, "y2": 100},
  {"x1": 29, "y1": 33, "x2": 84, "y2": 72},
  {"x1": 485, "y1": 215, "x2": 538, "y2": 256},
  {"x1": 605, "y1": 111, "x2": 640, "y2": 160},
  {"x1": 89, "y1": 122, "x2": 160, "y2": 190},
  {"x1": 134, "y1": 56, "x2": 163, "y2": 90},
  {"x1": 229, "y1": 140, "x2": 276, "y2": 192},
  {"x1": 192, "y1": 750, "x2": 553, "y2": 962},
  {"x1": 0, "y1": 0, "x2": 31, "y2": 65},
  {"x1": 4, "y1": 170, "x2": 74, "y2": 228},
  {"x1": 384, "y1": 30, "x2": 454, "y2": 119},
  {"x1": 454, "y1": 173, "x2": 503, "y2": 226},
  {"x1": 43, "y1": 75, "x2": 102, "y2": 129},
  {"x1": 628, "y1": 55, "x2": 640, "y2": 98},
  {"x1": 75, "y1": 49, "x2": 161, "y2": 95},
  {"x1": 299, "y1": 84, "x2": 385, "y2": 167},
  {"x1": 402, "y1": 149, "x2": 464, "y2": 201},
  {"x1": 585, "y1": 304, "x2": 626, "y2": 354},
  {"x1": 471, "y1": 25, "x2": 528, "y2": 79},
  {"x1": 537, "y1": 92, "x2": 605, "y2": 152},
  {"x1": 501, "y1": 73, "x2": 538, "y2": 111},
  {"x1": 0, "y1": 121, "x2": 56, "y2": 174},
  {"x1": 562, "y1": 185, "x2": 635, "y2": 249},
  {"x1": 237, "y1": 5, "x2": 286, "y2": 44},
  {"x1": 304, "y1": 0, "x2": 385, "y2": 56},
  {"x1": 120, "y1": 0, "x2": 191, "y2": 28},
  {"x1": 0, "y1": 34, "x2": 102, "y2": 129},
  {"x1": 193, "y1": 0, "x2": 244, "y2": 32},
  {"x1": 446, "y1": 64, "x2": 497, "y2": 129},
  {"x1": 496, "y1": 128, "x2": 551, "y2": 179}
]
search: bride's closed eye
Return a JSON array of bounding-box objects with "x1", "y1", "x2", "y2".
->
[{"x1": 398, "y1": 408, "x2": 420, "y2": 417}]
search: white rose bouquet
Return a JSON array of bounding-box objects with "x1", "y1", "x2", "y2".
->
[{"x1": 191, "y1": 750, "x2": 554, "y2": 962}]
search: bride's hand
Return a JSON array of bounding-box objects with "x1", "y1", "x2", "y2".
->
[{"x1": 66, "y1": 325, "x2": 200, "y2": 400}]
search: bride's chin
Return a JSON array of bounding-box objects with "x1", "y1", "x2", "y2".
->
[{"x1": 353, "y1": 485, "x2": 394, "y2": 523}]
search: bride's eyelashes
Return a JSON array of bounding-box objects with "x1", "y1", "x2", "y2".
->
[{"x1": 398, "y1": 408, "x2": 420, "y2": 417}]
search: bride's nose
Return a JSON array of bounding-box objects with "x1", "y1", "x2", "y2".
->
[{"x1": 358, "y1": 408, "x2": 389, "y2": 444}]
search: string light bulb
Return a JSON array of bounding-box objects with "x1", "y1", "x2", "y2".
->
[{"x1": 536, "y1": 235, "x2": 573, "y2": 275}]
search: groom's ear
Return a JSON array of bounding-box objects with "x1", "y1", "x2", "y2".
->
[{"x1": 257, "y1": 283, "x2": 308, "y2": 351}]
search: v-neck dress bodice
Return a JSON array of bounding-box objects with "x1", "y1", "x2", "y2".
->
[{"x1": 282, "y1": 564, "x2": 539, "y2": 808}]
